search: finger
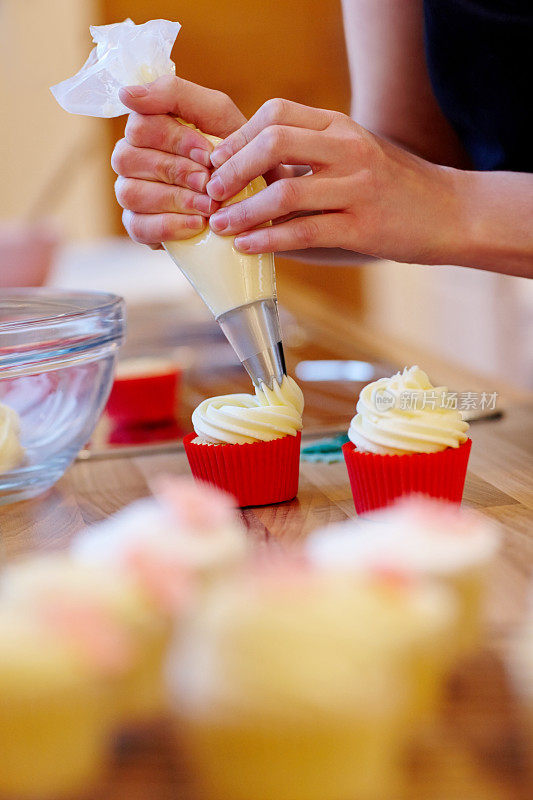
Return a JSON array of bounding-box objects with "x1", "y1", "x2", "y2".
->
[
  {"x1": 206, "y1": 126, "x2": 335, "y2": 201},
  {"x1": 122, "y1": 209, "x2": 206, "y2": 246},
  {"x1": 209, "y1": 177, "x2": 341, "y2": 235},
  {"x1": 119, "y1": 75, "x2": 246, "y2": 137},
  {"x1": 125, "y1": 114, "x2": 213, "y2": 166},
  {"x1": 211, "y1": 98, "x2": 335, "y2": 168},
  {"x1": 111, "y1": 139, "x2": 210, "y2": 191},
  {"x1": 233, "y1": 213, "x2": 344, "y2": 254},
  {"x1": 115, "y1": 177, "x2": 218, "y2": 216}
]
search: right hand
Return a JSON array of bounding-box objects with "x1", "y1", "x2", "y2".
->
[{"x1": 112, "y1": 75, "x2": 247, "y2": 246}]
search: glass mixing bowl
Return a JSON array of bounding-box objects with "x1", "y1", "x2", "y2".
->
[{"x1": 0, "y1": 290, "x2": 125, "y2": 504}]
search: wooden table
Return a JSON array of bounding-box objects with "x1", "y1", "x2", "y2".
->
[{"x1": 1, "y1": 298, "x2": 532, "y2": 800}]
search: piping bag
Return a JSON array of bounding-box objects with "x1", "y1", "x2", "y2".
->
[{"x1": 51, "y1": 19, "x2": 286, "y2": 389}]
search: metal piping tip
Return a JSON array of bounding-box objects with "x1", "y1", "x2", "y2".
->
[
  {"x1": 242, "y1": 340, "x2": 287, "y2": 389},
  {"x1": 216, "y1": 299, "x2": 286, "y2": 389}
]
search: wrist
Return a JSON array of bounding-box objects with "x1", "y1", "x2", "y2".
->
[
  {"x1": 381, "y1": 144, "x2": 467, "y2": 267},
  {"x1": 416, "y1": 163, "x2": 468, "y2": 266},
  {"x1": 433, "y1": 168, "x2": 533, "y2": 276}
]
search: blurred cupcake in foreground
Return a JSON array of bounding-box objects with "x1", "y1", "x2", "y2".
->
[
  {"x1": 0, "y1": 606, "x2": 112, "y2": 800},
  {"x1": 0, "y1": 555, "x2": 169, "y2": 726},
  {"x1": 72, "y1": 477, "x2": 248, "y2": 601},
  {"x1": 167, "y1": 560, "x2": 456, "y2": 800},
  {"x1": 507, "y1": 591, "x2": 533, "y2": 746},
  {"x1": 307, "y1": 496, "x2": 499, "y2": 653},
  {"x1": 343, "y1": 366, "x2": 471, "y2": 513},
  {"x1": 184, "y1": 376, "x2": 304, "y2": 506}
]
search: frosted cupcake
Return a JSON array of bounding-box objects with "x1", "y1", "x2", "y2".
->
[
  {"x1": 72, "y1": 477, "x2": 248, "y2": 599},
  {"x1": 184, "y1": 375, "x2": 304, "y2": 506},
  {"x1": 0, "y1": 555, "x2": 170, "y2": 726},
  {"x1": 0, "y1": 606, "x2": 114, "y2": 800},
  {"x1": 167, "y1": 561, "x2": 456, "y2": 800},
  {"x1": 343, "y1": 366, "x2": 471, "y2": 512},
  {"x1": 307, "y1": 496, "x2": 500, "y2": 653}
]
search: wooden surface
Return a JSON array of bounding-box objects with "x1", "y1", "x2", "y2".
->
[{"x1": 1, "y1": 299, "x2": 532, "y2": 799}]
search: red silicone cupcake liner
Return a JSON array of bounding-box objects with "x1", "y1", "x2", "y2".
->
[
  {"x1": 342, "y1": 438, "x2": 472, "y2": 514},
  {"x1": 183, "y1": 432, "x2": 301, "y2": 508},
  {"x1": 106, "y1": 369, "x2": 182, "y2": 425}
]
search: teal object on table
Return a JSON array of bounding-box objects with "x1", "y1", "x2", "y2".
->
[{"x1": 300, "y1": 434, "x2": 349, "y2": 463}]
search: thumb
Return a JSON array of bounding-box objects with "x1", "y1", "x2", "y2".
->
[
  {"x1": 119, "y1": 75, "x2": 246, "y2": 137},
  {"x1": 119, "y1": 75, "x2": 183, "y2": 114}
]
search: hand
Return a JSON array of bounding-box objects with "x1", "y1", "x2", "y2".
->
[
  {"x1": 206, "y1": 98, "x2": 460, "y2": 264},
  {"x1": 111, "y1": 75, "x2": 247, "y2": 246}
]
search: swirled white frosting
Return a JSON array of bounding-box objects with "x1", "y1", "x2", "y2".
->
[
  {"x1": 192, "y1": 376, "x2": 304, "y2": 444},
  {"x1": 348, "y1": 366, "x2": 469, "y2": 455},
  {"x1": 0, "y1": 402, "x2": 24, "y2": 473}
]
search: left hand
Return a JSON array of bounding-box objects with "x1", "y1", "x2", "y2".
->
[
  {"x1": 206, "y1": 98, "x2": 461, "y2": 263},
  {"x1": 112, "y1": 75, "x2": 248, "y2": 248}
]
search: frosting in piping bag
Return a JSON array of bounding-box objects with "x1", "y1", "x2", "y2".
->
[{"x1": 164, "y1": 123, "x2": 276, "y2": 318}]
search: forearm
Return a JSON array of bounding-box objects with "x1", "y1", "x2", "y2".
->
[
  {"x1": 341, "y1": 0, "x2": 470, "y2": 169},
  {"x1": 281, "y1": 170, "x2": 533, "y2": 275},
  {"x1": 442, "y1": 170, "x2": 533, "y2": 278},
  {"x1": 280, "y1": 247, "x2": 374, "y2": 266}
]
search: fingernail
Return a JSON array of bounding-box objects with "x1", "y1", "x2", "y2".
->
[
  {"x1": 210, "y1": 147, "x2": 228, "y2": 169},
  {"x1": 190, "y1": 148, "x2": 211, "y2": 167},
  {"x1": 186, "y1": 171, "x2": 208, "y2": 192},
  {"x1": 234, "y1": 235, "x2": 251, "y2": 252},
  {"x1": 210, "y1": 210, "x2": 229, "y2": 232},
  {"x1": 187, "y1": 215, "x2": 205, "y2": 230},
  {"x1": 193, "y1": 194, "x2": 216, "y2": 214},
  {"x1": 123, "y1": 85, "x2": 148, "y2": 98},
  {"x1": 206, "y1": 175, "x2": 223, "y2": 199}
]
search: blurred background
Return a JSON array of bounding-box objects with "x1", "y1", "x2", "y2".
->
[{"x1": 1, "y1": 0, "x2": 532, "y2": 392}]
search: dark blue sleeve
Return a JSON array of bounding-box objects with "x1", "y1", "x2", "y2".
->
[{"x1": 423, "y1": 0, "x2": 533, "y2": 172}]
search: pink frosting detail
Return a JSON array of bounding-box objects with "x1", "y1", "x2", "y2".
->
[
  {"x1": 151, "y1": 475, "x2": 237, "y2": 532},
  {"x1": 124, "y1": 547, "x2": 194, "y2": 613},
  {"x1": 38, "y1": 598, "x2": 136, "y2": 675},
  {"x1": 368, "y1": 567, "x2": 414, "y2": 590}
]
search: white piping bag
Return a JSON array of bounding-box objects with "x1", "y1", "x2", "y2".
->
[{"x1": 51, "y1": 19, "x2": 285, "y2": 388}]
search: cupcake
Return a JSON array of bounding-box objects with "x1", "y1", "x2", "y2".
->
[
  {"x1": 183, "y1": 375, "x2": 304, "y2": 506},
  {"x1": 343, "y1": 366, "x2": 471, "y2": 512},
  {"x1": 307, "y1": 496, "x2": 500, "y2": 653},
  {"x1": 0, "y1": 555, "x2": 169, "y2": 727},
  {"x1": 0, "y1": 606, "x2": 112, "y2": 800},
  {"x1": 105, "y1": 356, "x2": 182, "y2": 427},
  {"x1": 72, "y1": 477, "x2": 248, "y2": 599},
  {"x1": 167, "y1": 560, "x2": 456, "y2": 800}
]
